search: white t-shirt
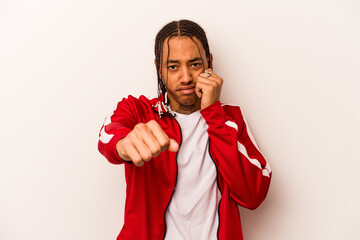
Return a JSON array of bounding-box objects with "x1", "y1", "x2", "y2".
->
[{"x1": 164, "y1": 110, "x2": 222, "y2": 240}]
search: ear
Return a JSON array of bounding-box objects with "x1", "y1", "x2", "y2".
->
[{"x1": 208, "y1": 53, "x2": 213, "y2": 69}]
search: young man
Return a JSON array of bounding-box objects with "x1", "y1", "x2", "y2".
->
[{"x1": 98, "y1": 19, "x2": 272, "y2": 240}]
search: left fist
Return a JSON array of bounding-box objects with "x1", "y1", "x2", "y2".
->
[{"x1": 195, "y1": 69, "x2": 223, "y2": 109}]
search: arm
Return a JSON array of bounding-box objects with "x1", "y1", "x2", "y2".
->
[
  {"x1": 98, "y1": 96, "x2": 178, "y2": 166},
  {"x1": 200, "y1": 102, "x2": 272, "y2": 209},
  {"x1": 98, "y1": 97, "x2": 137, "y2": 164}
]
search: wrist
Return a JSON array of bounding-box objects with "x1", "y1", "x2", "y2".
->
[{"x1": 116, "y1": 139, "x2": 131, "y2": 162}]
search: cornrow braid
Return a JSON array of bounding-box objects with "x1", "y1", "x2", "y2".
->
[{"x1": 154, "y1": 19, "x2": 212, "y2": 105}]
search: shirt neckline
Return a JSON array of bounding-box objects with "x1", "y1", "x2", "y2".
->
[{"x1": 174, "y1": 109, "x2": 201, "y2": 118}]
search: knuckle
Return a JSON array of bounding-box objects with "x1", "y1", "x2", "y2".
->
[
  {"x1": 143, "y1": 158, "x2": 151, "y2": 162},
  {"x1": 150, "y1": 145, "x2": 161, "y2": 156},
  {"x1": 135, "y1": 123, "x2": 145, "y2": 130},
  {"x1": 126, "y1": 136, "x2": 135, "y2": 145},
  {"x1": 135, "y1": 161, "x2": 144, "y2": 167},
  {"x1": 154, "y1": 145, "x2": 162, "y2": 154},
  {"x1": 147, "y1": 120, "x2": 157, "y2": 127},
  {"x1": 159, "y1": 138, "x2": 170, "y2": 148},
  {"x1": 143, "y1": 154, "x2": 153, "y2": 161},
  {"x1": 133, "y1": 158, "x2": 142, "y2": 165},
  {"x1": 127, "y1": 133, "x2": 135, "y2": 141}
]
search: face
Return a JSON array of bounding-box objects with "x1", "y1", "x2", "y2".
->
[{"x1": 158, "y1": 36, "x2": 211, "y2": 114}]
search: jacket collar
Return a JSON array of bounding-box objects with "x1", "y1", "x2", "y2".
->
[{"x1": 151, "y1": 92, "x2": 176, "y2": 118}]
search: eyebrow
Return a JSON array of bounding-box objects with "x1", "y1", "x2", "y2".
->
[{"x1": 165, "y1": 57, "x2": 203, "y2": 64}]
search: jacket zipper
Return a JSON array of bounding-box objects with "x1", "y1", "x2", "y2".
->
[
  {"x1": 208, "y1": 138, "x2": 222, "y2": 240},
  {"x1": 162, "y1": 114, "x2": 182, "y2": 240}
]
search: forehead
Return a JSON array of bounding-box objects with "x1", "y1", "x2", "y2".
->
[{"x1": 162, "y1": 36, "x2": 206, "y2": 61}]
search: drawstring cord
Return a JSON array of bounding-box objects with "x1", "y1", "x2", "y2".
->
[{"x1": 152, "y1": 92, "x2": 176, "y2": 118}]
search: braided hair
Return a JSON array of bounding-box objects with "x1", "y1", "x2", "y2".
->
[{"x1": 154, "y1": 19, "x2": 212, "y2": 104}]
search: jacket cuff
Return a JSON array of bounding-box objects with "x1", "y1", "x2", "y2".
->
[
  {"x1": 107, "y1": 131, "x2": 133, "y2": 164},
  {"x1": 200, "y1": 101, "x2": 227, "y2": 126}
]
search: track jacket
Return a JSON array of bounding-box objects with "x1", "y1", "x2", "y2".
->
[{"x1": 98, "y1": 94, "x2": 272, "y2": 240}]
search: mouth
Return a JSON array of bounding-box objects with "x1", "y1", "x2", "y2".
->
[{"x1": 177, "y1": 85, "x2": 195, "y2": 95}]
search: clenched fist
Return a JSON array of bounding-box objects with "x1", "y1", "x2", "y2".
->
[
  {"x1": 116, "y1": 120, "x2": 179, "y2": 167},
  {"x1": 195, "y1": 68, "x2": 223, "y2": 109}
]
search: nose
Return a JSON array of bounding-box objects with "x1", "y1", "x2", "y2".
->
[{"x1": 180, "y1": 66, "x2": 193, "y2": 84}]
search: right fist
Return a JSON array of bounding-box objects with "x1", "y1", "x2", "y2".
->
[{"x1": 116, "y1": 120, "x2": 179, "y2": 167}]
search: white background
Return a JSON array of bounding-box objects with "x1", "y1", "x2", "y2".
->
[{"x1": 1, "y1": 0, "x2": 360, "y2": 239}]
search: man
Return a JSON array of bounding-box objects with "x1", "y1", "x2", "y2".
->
[{"x1": 98, "y1": 19, "x2": 271, "y2": 240}]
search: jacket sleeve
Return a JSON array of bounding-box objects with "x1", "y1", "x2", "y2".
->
[
  {"x1": 200, "y1": 101, "x2": 272, "y2": 209},
  {"x1": 98, "y1": 97, "x2": 138, "y2": 164}
]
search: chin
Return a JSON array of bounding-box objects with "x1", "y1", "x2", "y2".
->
[{"x1": 180, "y1": 95, "x2": 199, "y2": 106}]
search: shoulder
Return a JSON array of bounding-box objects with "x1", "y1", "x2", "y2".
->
[
  {"x1": 110, "y1": 95, "x2": 161, "y2": 121},
  {"x1": 221, "y1": 102, "x2": 243, "y2": 117},
  {"x1": 116, "y1": 95, "x2": 158, "y2": 111},
  {"x1": 220, "y1": 102, "x2": 247, "y2": 131}
]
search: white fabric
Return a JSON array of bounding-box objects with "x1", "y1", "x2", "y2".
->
[
  {"x1": 99, "y1": 116, "x2": 114, "y2": 144},
  {"x1": 225, "y1": 116, "x2": 271, "y2": 178},
  {"x1": 164, "y1": 110, "x2": 221, "y2": 240}
]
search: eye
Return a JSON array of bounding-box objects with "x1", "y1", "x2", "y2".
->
[
  {"x1": 191, "y1": 62, "x2": 202, "y2": 68},
  {"x1": 168, "y1": 65, "x2": 178, "y2": 70}
]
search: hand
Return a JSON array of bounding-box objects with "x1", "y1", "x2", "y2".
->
[
  {"x1": 195, "y1": 69, "x2": 223, "y2": 109},
  {"x1": 116, "y1": 120, "x2": 179, "y2": 167}
]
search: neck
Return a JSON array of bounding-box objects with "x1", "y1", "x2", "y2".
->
[{"x1": 171, "y1": 102, "x2": 201, "y2": 115}]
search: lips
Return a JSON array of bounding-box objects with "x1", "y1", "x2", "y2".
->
[{"x1": 177, "y1": 85, "x2": 195, "y2": 95}]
